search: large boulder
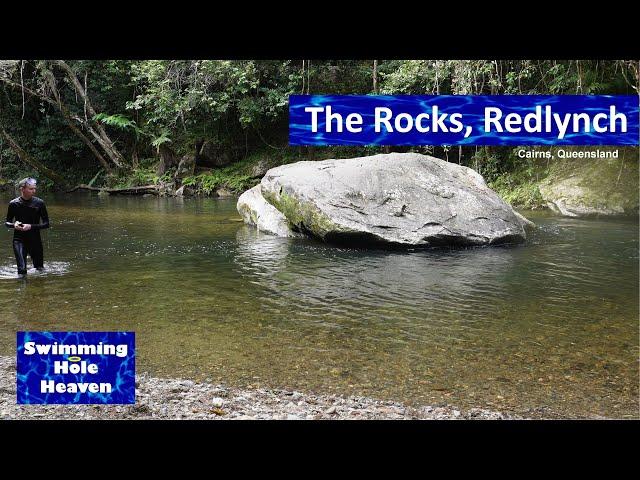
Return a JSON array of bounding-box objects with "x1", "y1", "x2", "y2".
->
[
  {"x1": 237, "y1": 185, "x2": 300, "y2": 238},
  {"x1": 539, "y1": 179, "x2": 619, "y2": 217},
  {"x1": 257, "y1": 153, "x2": 532, "y2": 247},
  {"x1": 537, "y1": 155, "x2": 639, "y2": 217}
]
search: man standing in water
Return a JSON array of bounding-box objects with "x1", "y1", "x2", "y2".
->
[{"x1": 4, "y1": 178, "x2": 50, "y2": 277}]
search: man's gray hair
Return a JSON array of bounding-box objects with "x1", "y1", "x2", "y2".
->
[{"x1": 17, "y1": 177, "x2": 37, "y2": 188}]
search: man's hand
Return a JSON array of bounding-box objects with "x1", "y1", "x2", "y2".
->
[{"x1": 14, "y1": 222, "x2": 31, "y2": 231}]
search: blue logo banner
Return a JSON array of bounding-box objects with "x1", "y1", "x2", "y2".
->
[
  {"x1": 17, "y1": 331, "x2": 135, "y2": 404},
  {"x1": 289, "y1": 95, "x2": 639, "y2": 146}
]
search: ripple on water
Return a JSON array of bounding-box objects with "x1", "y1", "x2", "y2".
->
[
  {"x1": 0, "y1": 261, "x2": 71, "y2": 280},
  {"x1": 0, "y1": 195, "x2": 637, "y2": 418}
]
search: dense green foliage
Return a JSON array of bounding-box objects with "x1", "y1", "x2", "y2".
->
[{"x1": 0, "y1": 60, "x2": 637, "y2": 194}]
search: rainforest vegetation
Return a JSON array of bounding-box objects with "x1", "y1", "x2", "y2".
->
[{"x1": 0, "y1": 60, "x2": 637, "y2": 206}]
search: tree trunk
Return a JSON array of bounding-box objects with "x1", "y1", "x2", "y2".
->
[
  {"x1": 64, "y1": 112, "x2": 113, "y2": 173},
  {"x1": 156, "y1": 144, "x2": 180, "y2": 176},
  {"x1": 0, "y1": 75, "x2": 114, "y2": 173},
  {"x1": 373, "y1": 60, "x2": 378, "y2": 94},
  {"x1": 1, "y1": 127, "x2": 69, "y2": 188},
  {"x1": 67, "y1": 184, "x2": 159, "y2": 195},
  {"x1": 53, "y1": 60, "x2": 126, "y2": 168},
  {"x1": 132, "y1": 147, "x2": 139, "y2": 169},
  {"x1": 45, "y1": 71, "x2": 113, "y2": 174}
]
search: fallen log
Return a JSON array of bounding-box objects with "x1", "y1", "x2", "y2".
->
[{"x1": 67, "y1": 184, "x2": 160, "y2": 195}]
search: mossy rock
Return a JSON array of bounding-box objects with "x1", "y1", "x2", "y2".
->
[
  {"x1": 539, "y1": 148, "x2": 638, "y2": 217},
  {"x1": 236, "y1": 185, "x2": 302, "y2": 238},
  {"x1": 261, "y1": 188, "x2": 347, "y2": 239},
  {"x1": 259, "y1": 153, "x2": 530, "y2": 247}
]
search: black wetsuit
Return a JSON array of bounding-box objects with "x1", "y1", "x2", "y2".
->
[{"x1": 5, "y1": 196, "x2": 50, "y2": 274}]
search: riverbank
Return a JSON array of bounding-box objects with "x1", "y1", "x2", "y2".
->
[
  {"x1": 88, "y1": 147, "x2": 640, "y2": 219},
  {"x1": 4, "y1": 146, "x2": 637, "y2": 218},
  {"x1": 488, "y1": 146, "x2": 639, "y2": 215},
  {"x1": 0, "y1": 356, "x2": 514, "y2": 420}
]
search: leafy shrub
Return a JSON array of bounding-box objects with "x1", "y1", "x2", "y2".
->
[
  {"x1": 182, "y1": 170, "x2": 255, "y2": 195},
  {"x1": 490, "y1": 175, "x2": 544, "y2": 209}
]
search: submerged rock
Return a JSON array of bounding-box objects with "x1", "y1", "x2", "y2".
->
[
  {"x1": 237, "y1": 185, "x2": 300, "y2": 237},
  {"x1": 257, "y1": 153, "x2": 532, "y2": 247}
]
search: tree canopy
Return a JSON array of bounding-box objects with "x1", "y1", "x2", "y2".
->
[{"x1": 0, "y1": 59, "x2": 637, "y2": 189}]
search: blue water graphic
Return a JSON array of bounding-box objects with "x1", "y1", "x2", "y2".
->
[
  {"x1": 289, "y1": 95, "x2": 640, "y2": 146},
  {"x1": 16, "y1": 331, "x2": 135, "y2": 404}
]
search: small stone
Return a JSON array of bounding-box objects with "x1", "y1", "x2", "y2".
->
[
  {"x1": 211, "y1": 397, "x2": 224, "y2": 408},
  {"x1": 325, "y1": 406, "x2": 337, "y2": 414},
  {"x1": 215, "y1": 187, "x2": 235, "y2": 198}
]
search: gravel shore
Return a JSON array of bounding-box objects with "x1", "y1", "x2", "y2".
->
[{"x1": 0, "y1": 356, "x2": 515, "y2": 420}]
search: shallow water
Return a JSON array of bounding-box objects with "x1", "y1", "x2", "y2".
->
[{"x1": 0, "y1": 192, "x2": 637, "y2": 418}]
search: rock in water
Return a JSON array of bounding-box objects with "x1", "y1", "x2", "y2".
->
[
  {"x1": 214, "y1": 186, "x2": 235, "y2": 198},
  {"x1": 259, "y1": 153, "x2": 532, "y2": 247},
  {"x1": 535, "y1": 148, "x2": 638, "y2": 218},
  {"x1": 237, "y1": 185, "x2": 300, "y2": 238},
  {"x1": 538, "y1": 172, "x2": 637, "y2": 217}
]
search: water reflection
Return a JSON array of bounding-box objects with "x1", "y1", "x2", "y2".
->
[
  {"x1": 235, "y1": 224, "x2": 293, "y2": 277},
  {"x1": 0, "y1": 192, "x2": 637, "y2": 418}
]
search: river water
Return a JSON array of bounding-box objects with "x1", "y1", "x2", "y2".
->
[{"x1": 0, "y1": 193, "x2": 637, "y2": 418}]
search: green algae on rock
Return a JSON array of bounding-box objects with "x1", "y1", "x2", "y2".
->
[
  {"x1": 253, "y1": 153, "x2": 532, "y2": 247},
  {"x1": 538, "y1": 149, "x2": 639, "y2": 218},
  {"x1": 236, "y1": 185, "x2": 301, "y2": 237}
]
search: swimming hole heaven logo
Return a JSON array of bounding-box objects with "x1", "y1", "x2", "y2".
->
[{"x1": 16, "y1": 331, "x2": 135, "y2": 404}]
